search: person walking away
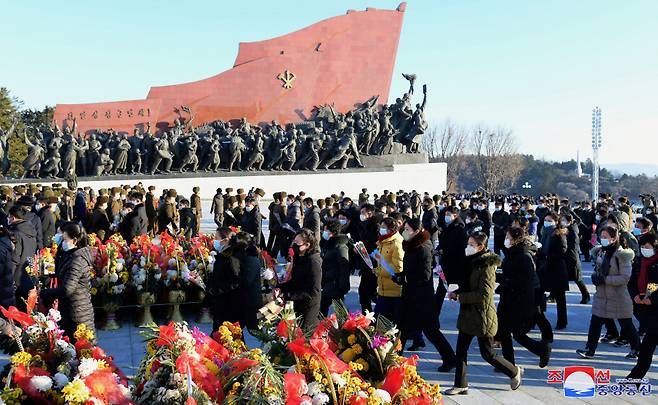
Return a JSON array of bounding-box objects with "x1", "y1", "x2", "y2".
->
[
  {"x1": 537, "y1": 212, "x2": 569, "y2": 330},
  {"x1": 357, "y1": 204, "x2": 379, "y2": 314},
  {"x1": 209, "y1": 227, "x2": 242, "y2": 332},
  {"x1": 561, "y1": 213, "x2": 591, "y2": 304},
  {"x1": 444, "y1": 232, "x2": 522, "y2": 396},
  {"x1": 627, "y1": 233, "x2": 658, "y2": 380},
  {"x1": 576, "y1": 226, "x2": 640, "y2": 359},
  {"x1": 234, "y1": 232, "x2": 262, "y2": 331},
  {"x1": 210, "y1": 188, "x2": 224, "y2": 228},
  {"x1": 497, "y1": 227, "x2": 551, "y2": 368},
  {"x1": 7, "y1": 206, "x2": 37, "y2": 306},
  {"x1": 492, "y1": 200, "x2": 510, "y2": 255},
  {"x1": 394, "y1": 218, "x2": 456, "y2": 373}
]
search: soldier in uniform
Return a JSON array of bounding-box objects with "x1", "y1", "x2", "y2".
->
[
  {"x1": 210, "y1": 188, "x2": 224, "y2": 227},
  {"x1": 158, "y1": 189, "x2": 179, "y2": 234},
  {"x1": 190, "y1": 187, "x2": 202, "y2": 236}
]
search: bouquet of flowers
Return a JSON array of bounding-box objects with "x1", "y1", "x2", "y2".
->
[
  {"x1": 128, "y1": 234, "x2": 164, "y2": 295},
  {"x1": 25, "y1": 244, "x2": 58, "y2": 288},
  {"x1": 182, "y1": 234, "x2": 214, "y2": 290},
  {"x1": 134, "y1": 322, "x2": 232, "y2": 404},
  {"x1": 0, "y1": 295, "x2": 131, "y2": 405},
  {"x1": 90, "y1": 234, "x2": 129, "y2": 309}
]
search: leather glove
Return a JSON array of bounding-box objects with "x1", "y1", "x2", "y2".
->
[
  {"x1": 392, "y1": 273, "x2": 405, "y2": 286},
  {"x1": 591, "y1": 273, "x2": 605, "y2": 286}
]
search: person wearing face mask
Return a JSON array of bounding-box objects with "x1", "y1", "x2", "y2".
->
[
  {"x1": 627, "y1": 233, "x2": 658, "y2": 381},
  {"x1": 577, "y1": 226, "x2": 640, "y2": 359},
  {"x1": 282, "y1": 196, "x2": 302, "y2": 247},
  {"x1": 643, "y1": 205, "x2": 658, "y2": 230},
  {"x1": 633, "y1": 217, "x2": 653, "y2": 238},
  {"x1": 537, "y1": 212, "x2": 569, "y2": 329},
  {"x1": 373, "y1": 217, "x2": 404, "y2": 325},
  {"x1": 476, "y1": 199, "x2": 492, "y2": 238},
  {"x1": 355, "y1": 204, "x2": 380, "y2": 313},
  {"x1": 491, "y1": 200, "x2": 510, "y2": 255},
  {"x1": 266, "y1": 192, "x2": 286, "y2": 258},
  {"x1": 445, "y1": 232, "x2": 522, "y2": 395},
  {"x1": 302, "y1": 197, "x2": 321, "y2": 245},
  {"x1": 210, "y1": 227, "x2": 241, "y2": 331},
  {"x1": 561, "y1": 214, "x2": 590, "y2": 304},
  {"x1": 87, "y1": 195, "x2": 111, "y2": 241},
  {"x1": 319, "y1": 221, "x2": 350, "y2": 316},
  {"x1": 16, "y1": 195, "x2": 43, "y2": 250},
  {"x1": 496, "y1": 227, "x2": 552, "y2": 368},
  {"x1": 0, "y1": 226, "x2": 16, "y2": 308},
  {"x1": 37, "y1": 196, "x2": 57, "y2": 246},
  {"x1": 240, "y1": 197, "x2": 262, "y2": 246},
  {"x1": 6, "y1": 206, "x2": 37, "y2": 306},
  {"x1": 464, "y1": 211, "x2": 483, "y2": 237},
  {"x1": 233, "y1": 232, "x2": 262, "y2": 331},
  {"x1": 438, "y1": 206, "x2": 467, "y2": 316},
  {"x1": 279, "y1": 229, "x2": 322, "y2": 332},
  {"x1": 394, "y1": 218, "x2": 456, "y2": 372},
  {"x1": 39, "y1": 222, "x2": 95, "y2": 341}
]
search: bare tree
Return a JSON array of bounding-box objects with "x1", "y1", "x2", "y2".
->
[
  {"x1": 470, "y1": 126, "x2": 524, "y2": 195},
  {"x1": 420, "y1": 120, "x2": 468, "y2": 191}
]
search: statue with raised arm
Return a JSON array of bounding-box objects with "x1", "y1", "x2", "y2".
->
[
  {"x1": 22, "y1": 128, "x2": 45, "y2": 178},
  {"x1": 404, "y1": 84, "x2": 428, "y2": 153},
  {"x1": 0, "y1": 116, "x2": 17, "y2": 176}
]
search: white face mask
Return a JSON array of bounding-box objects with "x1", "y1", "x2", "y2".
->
[
  {"x1": 379, "y1": 228, "x2": 388, "y2": 236},
  {"x1": 359, "y1": 214, "x2": 367, "y2": 222},
  {"x1": 641, "y1": 248, "x2": 655, "y2": 258},
  {"x1": 504, "y1": 238, "x2": 512, "y2": 249},
  {"x1": 465, "y1": 245, "x2": 478, "y2": 256},
  {"x1": 245, "y1": 206, "x2": 253, "y2": 212}
]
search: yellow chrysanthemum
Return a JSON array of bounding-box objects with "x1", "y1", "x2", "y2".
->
[
  {"x1": 10, "y1": 352, "x2": 32, "y2": 366},
  {"x1": 74, "y1": 324, "x2": 95, "y2": 341},
  {"x1": 347, "y1": 334, "x2": 357, "y2": 345},
  {"x1": 352, "y1": 343, "x2": 363, "y2": 355},
  {"x1": 62, "y1": 378, "x2": 90, "y2": 403},
  {"x1": 356, "y1": 358, "x2": 369, "y2": 372}
]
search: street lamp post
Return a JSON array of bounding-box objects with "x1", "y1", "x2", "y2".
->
[{"x1": 591, "y1": 107, "x2": 602, "y2": 202}]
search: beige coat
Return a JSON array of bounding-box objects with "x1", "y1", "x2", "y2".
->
[{"x1": 591, "y1": 246, "x2": 634, "y2": 319}]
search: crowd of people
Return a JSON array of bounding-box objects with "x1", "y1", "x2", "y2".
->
[{"x1": 0, "y1": 181, "x2": 656, "y2": 395}]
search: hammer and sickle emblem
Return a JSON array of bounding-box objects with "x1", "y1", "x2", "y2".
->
[{"x1": 277, "y1": 70, "x2": 296, "y2": 89}]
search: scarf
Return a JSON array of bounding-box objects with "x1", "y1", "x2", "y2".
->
[
  {"x1": 638, "y1": 254, "x2": 658, "y2": 294},
  {"x1": 377, "y1": 231, "x2": 396, "y2": 243}
]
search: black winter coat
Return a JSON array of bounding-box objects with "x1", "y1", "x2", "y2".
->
[
  {"x1": 538, "y1": 230, "x2": 569, "y2": 293},
  {"x1": 87, "y1": 208, "x2": 111, "y2": 241},
  {"x1": 421, "y1": 208, "x2": 439, "y2": 242},
  {"x1": 492, "y1": 209, "x2": 510, "y2": 236},
  {"x1": 178, "y1": 208, "x2": 196, "y2": 239},
  {"x1": 439, "y1": 218, "x2": 467, "y2": 285},
  {"x1": 321, "y1": 235, "x2": 351, "y2": 298},
  {"x1": 497, "y1": 242, "x2": 536, "y2": 334},
  {"x1": 119, "y1": 205, "x2": 148, "y2": 242},
  {"x1": 565, "y1": 223, "x2": 582, "y2": 281},
  {"x1": 237, "y1": 245, "x2": 263, "y2": 330},
  {"x1": 303, "y1": 207, "x2": 322, "y2": 244},
  {"x1": 25, "y1": 211, "x2": 43, "y2": 250},
  {"x1": 240, "y1": 207, "x2": 262, "y2": 246},
  {"x1": 38, "y1": 207, "x2": 57, "y2": 247},
  {"x1": 0, "y1": 236, "x2": 15, "y2": 307},
  {"x1": 280, "y1": 251, "x2": 322, "y2": 332},
  {"x1": 41, "y1": 246, "x2": 95, "y2": 337},
  {"x1": 210, "y1": 247, "x2": 242, "y2": 328},
  {"x1": 8, "y1": 219, "x2": 37, "y2": 294},
  {"x1": 399, "y1": 231, "x2": 439, "y2": 333},
  {"x1": 629, "y1": 256, "x2": 658, "y2": 335}
]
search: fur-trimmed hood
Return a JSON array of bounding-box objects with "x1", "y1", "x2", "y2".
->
[
  {"x1": 402, "y1": 230, "x2": 430, "y2": 251},
  {"x1": 468, "y1": 250, "x2": 502, "y2": 269}
]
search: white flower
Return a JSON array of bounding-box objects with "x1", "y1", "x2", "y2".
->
[
  {"x1": 140, "y1": 256, "x2": 147, "y2": 266},
  {"x1": 53, "y1": 372, "x2": 69, "y2": 388},
  {"x1": 49, "y1": 308, "x2": 62, "y2": 322},
  {"x1": 307, "y1": 382, "x2": 322, "y2": 397},
  {"x1": 364, "y1": 310, "x2": 376, "y2": 323},
  {"x1": 154, "y1": 272, "x2": 162, "y2": 280},
  {"x1": 331, "y1": 373, "x2": 346, "y2": 387},
  {"x1": 190, "y1": 259, "x2": 198, "y2": 268},
  {"x1": 374, "y1": 389, "x2": 391, "y2": 403},
  {"x1": 132, "y1": 264, "x2": 140, "y2": 272},
  {"x1": 262, "y1": 268, "x2": 275, "y2": 281},
  {"x1": 109, "y1": 272, "x2": 119, "y2": 283},
  {"x1": 168, "y1": 258, "x2": 177, "y2": 267},
  {"x1": 112, "y1": 285, "x2": 125, "y2": 294},
  {"x1": 45, "y1": 320, "x2": 57, "y2": 332},
  {"x1": 78, "y1": 358, "x2": 103, "y2": 378},
  {"x1": 301, "y1": 401, "x2": 312, "y2": 405},
  {"x1": 30, "y1": 375, "x2": 53, "y2": 392},
  {"x1": 312, "y1": 392, "x2": 330, "y2": 405},
  {"x1": 152, "y1": 237, "x2": 161, "y2": 246}
]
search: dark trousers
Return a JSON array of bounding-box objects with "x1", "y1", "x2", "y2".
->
[
  {"x1": 534, "y1": 289, "x2": 554, "y2": 342},
  {"x1": 628, "y1": 333, "x2": 658, "y2": 379},
  {"x1": 493, "y1": 233, "x2": 506, "y2": 255},
  {"x1": 586, "y1": 315, "x2": 640, "y2": 353},
  {"x1": 401, "y1": 325, "x2": 455, "y2": 365},
  {"x1": 454, "y1": 332, "x2": 517, "y2": 388},
  {"x1": 575, "y1": 279, "x2": 590, "y2": 301},
  {"x1": 553, "y1": 291, "x2": 568, "y2": 327},
  {"x1": 499, "y1": 328, "x2": 549, "y2": 365},
  {"x1": 358, "y1": 269, "x2": 377, "y2": 313},
  {"x1": 375, "y1": 296, "x2": 401, "y2": 325},
  {"x1": 435, "y1": 280, "x2": 448, "y2": 327},
  {"x1": 580, "y1": 237, "x2": 592, "y2": 261}
]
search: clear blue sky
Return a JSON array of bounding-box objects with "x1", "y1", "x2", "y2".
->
[{"x1": 2, "y1": 0, "x2": 657, "y2": 165}]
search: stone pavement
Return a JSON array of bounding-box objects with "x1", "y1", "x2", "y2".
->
[{"x1": 1, "y1": 201, "x2": 656, "y2": 404}]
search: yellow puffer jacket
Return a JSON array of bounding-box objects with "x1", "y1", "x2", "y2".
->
[{"x1": 376, "y1": 232, "x2": 404, "y2": 297}]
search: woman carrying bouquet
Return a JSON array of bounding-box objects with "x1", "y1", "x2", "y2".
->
[
  {"x1": 210, "y1": 227, "x2": 242, "y2": 332},
  {"x1": 445, "y1": 232, "x2": 521, "y2": 396},
  {"x1": 279, "y1": 228, "x2": 322, "y2": 332},
  {"x1": 627, "y1": 233, "x2": 658, "y2": 380},
  {"x1": 40, "y1": 222, "x2": 95, "y2": 340},
  {"x1": 374, "y1": 217, "x2": 404, "y2": 325}
]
